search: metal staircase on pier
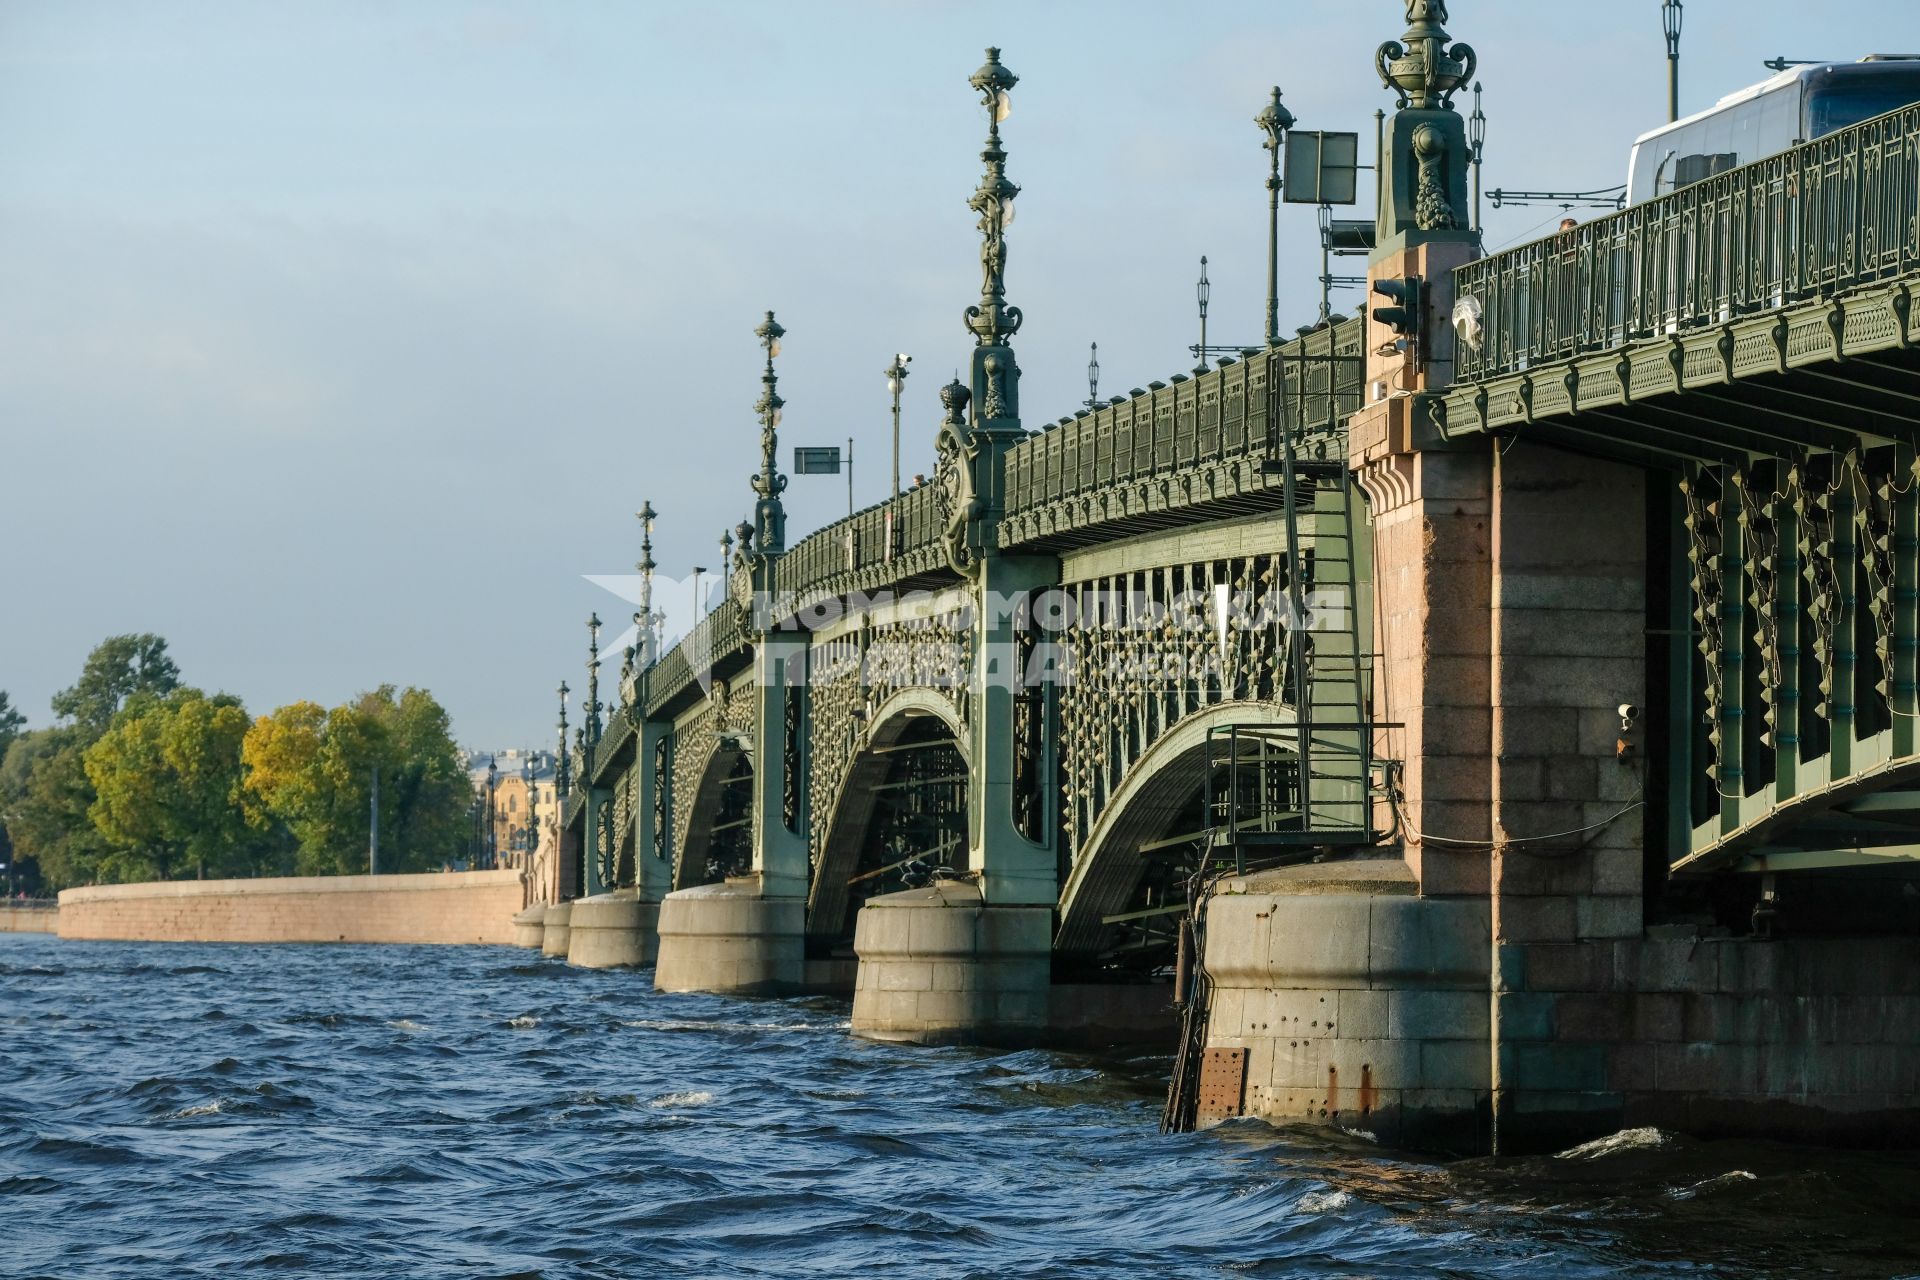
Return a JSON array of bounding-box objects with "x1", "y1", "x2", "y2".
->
[{"x1": 1164, "y1": 344, "x2": 1381, "y2": 1133}]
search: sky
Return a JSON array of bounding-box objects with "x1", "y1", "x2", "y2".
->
[{"x1": 1, "y1": 0, "x2": 1915, "y2": 749}]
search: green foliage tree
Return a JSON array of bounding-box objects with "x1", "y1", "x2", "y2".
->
[
  {"x1": 243, "y1": 686, "x2": 469, "y2": 875},
  {"x1": 83, "y1": 690, "x2": 256, "y2": 881},
  {"x1": 0, "y1": 690, "x2": 24, "y2": 761},
  {"x1": 0, "y1": 690, "x2": 26, "y2": 890},
  {"x1": 0, "y1": 727, "x2": 112, "y2": 889},
  {"x1": 51, "y1": 634, "x2": 181, "y2": 734}
]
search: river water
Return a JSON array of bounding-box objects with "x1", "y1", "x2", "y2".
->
[{"x1": 4, "y1": 933, "x2": 1917, "y2": 1279}]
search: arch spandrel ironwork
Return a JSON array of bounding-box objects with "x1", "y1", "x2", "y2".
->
[
  {"x1": 806, "y1": 608, "x2": 973, "y2": 874},
  {"x1": 667, "y1": 678, "x2": 757, "y2": 890}
]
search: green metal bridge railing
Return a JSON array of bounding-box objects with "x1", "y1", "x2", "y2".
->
[
  {"x1": 1004, "y1": 318, "x2": 1362, "y2": 520},
  {"x1": 1456, "y1": 102, "x2": 1920, "y2": 382},
  {"x1": 620, "y1": 317, "x2": 1366, "y2": 745}
]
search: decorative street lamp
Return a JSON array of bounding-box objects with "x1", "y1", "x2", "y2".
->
[
  {"x1": 1663, "y1": 0, "x2": 1683, "y2": 123},
  {"x1": 635, "y1": 501, "x2": 659, "y2": 668},
  {"x1": 555, "y1": 682, "x2": 571, "y2": 800},
  {"x1": 690, "y1": 565, "x2": 707, "y2": 617},
  {"x1": 1468, "y1": 82, "x2": 1487, "y2": 235},
  {"x1": 885, "y1": 353, "x2": 911, "y2": 506},
  {"x1": 750, "y1": 311, "x2": 789, "y2": 556},
  {"x1": 720, "y1": 526, "x2": 734, "y2": 585},
  {"x1": 965, "y1": 47, "x2": 1021, "y2": 356},
  {"x1": 584, "y1": 613, "x2": 603, "y2": 745},
  {"x1": 1255, "y1": 85, "x2": 1296, "y2": 347},
  {"x1": 1085, "y1": 342, "x2": 1100, "y2": 411},
  {"x1": 521, "y1": 756, "x2": 536, "y2": 866},
  {"x1": 485, "y1": 754, "x2": 498, "y2": 870},
  {"x1": 1194, "y1": 255, "x2": 1211, "y2": 374}
]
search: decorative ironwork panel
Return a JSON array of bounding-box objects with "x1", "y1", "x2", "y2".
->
[
  {"x1": 651, "y1": 735, "x2": 671, "y2": 864},
  {"x1": 1058, "y1": 555, "x2": 1289, "y2": 861},
  {"x1": 1681, "y1": 448, "x2": 1920, "y2": 865},
  {"x1": 806, "y1": 609, "x2": 972, "y2": 869},
  {"x1": 668, "y1": 679, "x2": 754, "y2": 886}
]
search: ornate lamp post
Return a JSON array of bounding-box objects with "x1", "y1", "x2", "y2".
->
[
  {"x1": 965, "y1": 48, "x2": 1021, "y2": 361},
  {"x1": 720, "y1": 527, "x2": 734, "y2": 586},
  {"x1": 750, "y1": 311, "x2": 788, "y2": 557},
  {"x1": 485, "y1": 754, "x2": 498, "y2": 869},
  {"x1": 1194, "y1": 256, "x2": 1211, "y2": 373},
  {"x1": 635, "y1": 501, "x2": 659, "y2": 667},
  {"x1": 1085, "y1": 342, "x2": 1100, "y2": 410},
  {"x1": 885, "y1": 353, "x2": 911, "y2": 505},
  {"x1": 1468, "y1": 82, "x2": 1487, "y2": 235},
  {"x1": 1255, "y1": 85, "x2": 1296, "y2": 347},
  {"x1": 1663, "y1": 0, "x2": 1683, "y2": 123},
  {"x1": 555, "y1": 682, "x2": 571, "y2": 800},
  {"x1": 521, "y1": 756, "x2": 535, "y2": 867},
  {"x1": 584, "y1": 613, "x2": 603, "y2": 746}
]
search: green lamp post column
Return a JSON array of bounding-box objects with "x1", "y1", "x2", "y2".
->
[
  {"x1": 1255, "y1": 86, "x2": 1297, "y2": 347},
  {"x1": 555, "y1": 682, "x2": 571, "y2": 799},
  {"x1": 947, "y1": 47, "x2": 1059, "y2": 908},
  {"x1": 635, "y1": 501, "x2": 659, "y2": 669},
  {"x1": 742, "y1": 311, "x2": 809, "y2": 900}
]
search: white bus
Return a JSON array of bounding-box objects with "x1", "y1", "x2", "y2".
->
[{"x1": 1628, "y1": 56, "x2": 1920, "y2": 203}]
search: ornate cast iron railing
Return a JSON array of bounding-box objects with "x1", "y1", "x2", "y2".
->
[
  {"x1": 774, "y1": 479, "x2": 950, "y2": 612},
  {"x1": 1456, "y1": 102, "x2": 1920, "y2": 382},
  {"x1": 1005, "y1": 319, "x2": 1362, "y2": 525},
  {"x1": 642, "y1": 596, "x2": 749, "y2": 719}
]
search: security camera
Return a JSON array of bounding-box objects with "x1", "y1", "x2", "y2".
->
[{"x1": 1618, "y1": 703, "x2": 1641, "y2": 731}]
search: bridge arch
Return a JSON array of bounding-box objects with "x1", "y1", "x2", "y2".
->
[
  {"x1": 806, "y1": 691, "x2": 971, "y2": 945},
  {"x1": 671, "y1": 741, "x2": 754, "y2": 892},
  {"x1": 667, "y1": 680, "x2": 757, "y2": 892},
  {"x1": 1055, "y1": 701, "x2": 1297, "y2": 967}
]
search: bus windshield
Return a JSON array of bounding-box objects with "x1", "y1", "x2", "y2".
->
[{"x1": 1807, "y1": 70, "x2": 1920, "y2": 136}]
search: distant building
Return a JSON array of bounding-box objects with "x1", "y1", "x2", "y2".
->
[{"x1": 463, "y1": 748, "x2": 558, "y2": 875}]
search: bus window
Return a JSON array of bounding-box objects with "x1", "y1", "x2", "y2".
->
[
  {"x1": 1675, "y1": 153, "x2": 1737, "y2": 186},
  {"x1": 1805, "y1": 67, "x2": 1920, "y2": 136}
]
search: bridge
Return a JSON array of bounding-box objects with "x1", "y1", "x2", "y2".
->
[{"x1": 526, "y1": 4, "x2": 1920, "y2": 1156}]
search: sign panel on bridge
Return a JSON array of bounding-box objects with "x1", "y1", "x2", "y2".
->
[{"x1": 793, "y1": 446, "x2": 842, "y2": 474}]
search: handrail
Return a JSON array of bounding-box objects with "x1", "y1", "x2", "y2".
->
[
  {"x1": 1006, "y1": 319, "x2": 1363, "y2": 516},
  {"x1": 629, "y1": 319, "x2": 1365, "y2": 720},
  {"x1": 1455, "y1": 102, "x2": 1920, "y2": 382}
]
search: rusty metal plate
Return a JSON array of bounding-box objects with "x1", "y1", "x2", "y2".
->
[{"x1": 1194, "y1": 1046, "x2": 1249, "y2": 1127}]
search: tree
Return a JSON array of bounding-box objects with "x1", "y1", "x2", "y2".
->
[
  {"x1": 0, "y1": 691, "x2": 26, "y2": 890},
  {"x1": 242, "y1": 687, "x2": 469, "y2": 875},
  {"x1": 0, "y1": 690, "x2": 24, "y2": 762},
  {"x1": 83, "y1": 690, "x2": 255, "y2": 881},
  {"x1": 1, "y1": 728, "x2": 112, "y2": 889},
  {"x1": 51, "y1": 634, "x2": 181, "y2": 734}
]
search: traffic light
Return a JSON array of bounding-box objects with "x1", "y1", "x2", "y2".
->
[{"x1": 1371, "y1": 275, "x2": 1425, "y2": 344}]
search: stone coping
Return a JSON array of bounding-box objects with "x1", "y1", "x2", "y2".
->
[
  {"x1": 59, "y1": 869, "x2": 522, "y2": 904},
  {"x1": 1218, "y1": 858, "x2": 1415, "y2": 897}
]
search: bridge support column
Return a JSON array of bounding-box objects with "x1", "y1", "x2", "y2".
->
[
  {"x1": 850, "y1": 880, "x2": 1051, "y2": 1045},
  {"x1": 568, "y1": 720, "x2": 670, "y2": 969},
  {"x1": 849, "y1": 555, "x2": 1058, "y2": 1042},
  {"x1": 539, "y1": 901, "x2": 572, "y2": 957},
  {"x1": 654, "y1": 632, "x2": 809, "y2": 994},
  {"x1": 1486, "y1": 447, "x2": 1649, "y2": 1153}
]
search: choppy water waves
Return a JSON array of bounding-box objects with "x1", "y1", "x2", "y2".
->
[{"x1": 3, "y1": 934, "x2": 1916, "y2": 1278}]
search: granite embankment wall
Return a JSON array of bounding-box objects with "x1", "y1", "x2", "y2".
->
[
  {"x1": 57, "y1": 871, "x2": 522, "y2": 945},
  {"x1": 0, "y1": 906, "x2": 59, "y2": 934}
]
